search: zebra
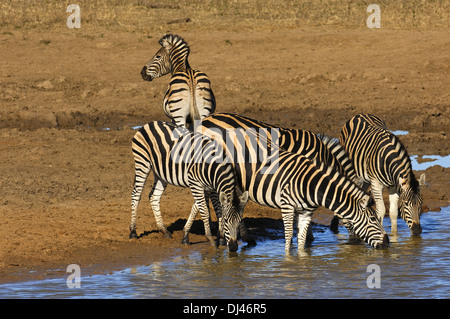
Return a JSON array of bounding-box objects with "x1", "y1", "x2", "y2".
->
[
  {"x1": 189, "y1": 121, "x2": 389, "y2": 252},
  {"x1": 339, "y1": 113, "x2": 425, "y2": 236},
  {"x1": 194, "y1": 112, "x2": 360, "y2": 235},
  {"x1": 140, "y1": 34, "x2": 216, "y2": 130},
  {"x1": 129, "y1": 121, "x2": 248, "y2": 252}
]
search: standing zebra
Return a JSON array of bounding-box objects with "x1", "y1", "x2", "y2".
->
[
  {"x1": 140, "y1": 34, "x2": 216, "y2": 130},
  {"x1": 197, "y1": 112, "x2": 360, "y2": 234},
  {"x1": 189, "y1": 122, "x2": 389, "y2": 252},
  {"x1": 339, "y1": 113, "x2": 425, "y2": 236},
  {"x1": 129, "y1": 121, "x2": 248, "y2": 252}
]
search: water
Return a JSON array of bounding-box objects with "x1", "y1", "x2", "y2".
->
[
  {"x1": 390, "y1": 129, "x2": 450, "y2": 170},
  {"x1": 410, "y1": 155, "x2": 450, "y2": 171},
  {"x1": 1, "y1": 206, "x2": 449, "y2": 299},
  {"x1": 391, "y1": 130, "x2": 409, "y2": 136}
]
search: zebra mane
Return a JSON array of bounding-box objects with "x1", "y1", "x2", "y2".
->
[
  {"x1": 159, "y1": 34, "x2": 190, "y2": 61},
  {"x1": 316, "y1": 133, "x2": 342, "y2": 156},
  {"x1": 316, "y1": 133, "x2": 355, "y2": 176}
]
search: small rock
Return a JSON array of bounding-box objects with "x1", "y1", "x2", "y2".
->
[{"x1": 36, "y1": 80, "x2": 54, "y2": 89}]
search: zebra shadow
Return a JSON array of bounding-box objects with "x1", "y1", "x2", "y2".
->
[
  {"x1": 137, "y1": 217, "x2": 289, "y2": 245},
  {"x1": 136, "y1": 218, "x2": 216, "y2": 240}
]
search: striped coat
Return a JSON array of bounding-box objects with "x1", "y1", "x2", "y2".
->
[
  {"x1": 193, "y1": 121, "x2": 388, "y2": 252},
  {"x1": 130, "y1": 121, "x2": 248, "y2": 251},
  {"x1": 340, "y1": 113, "x2": 425, "y2": 235},
  {"x1": 197, "y1": 112, "x2": 360, "y2": 233}
]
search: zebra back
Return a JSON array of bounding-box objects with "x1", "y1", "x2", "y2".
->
[
  {"x1": 132, "y1": 121, "x2": 235, "y2": 192},
  {"x1": 200, "y1": 112, "x2": 357, "y2": 182},
  {"x1": 339, "y1": 113, "x2": 415, "y2": 191}
]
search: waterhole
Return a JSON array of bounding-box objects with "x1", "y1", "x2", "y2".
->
[{"x1": 1, "y1": 206, "x2": 449, "y2": 299}]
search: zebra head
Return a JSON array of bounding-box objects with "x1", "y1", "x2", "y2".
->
[
  {"x1": 398, "y1": 173, "x2": 425, "y2": 236},
  {"x1": 219, "y1": 190, "x2": 249, "y2": 252},
  {"x1": 140, "y1": 34, "x2": 190, "y2": 82},
  {"x1": 346, "y1": 195, "x2": 390, "y2": 249}
]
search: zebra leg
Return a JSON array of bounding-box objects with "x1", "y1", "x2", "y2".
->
[
  {"x1": 281, "y1": 208, "x2": 295, "y2": 253},
  {"x1": 370, "y1": 179, "x2": 386, "y2": 225},
  {"x1": 130, "y1": 162, "x2": 151, "y2": 239},
  {"x1": 182, "y1": 203, "x2": 199, "y2": 245},
  {"x1": 297, "y1": 211, "x2": 313, "y2": 250},
  {"x1": 130, "y1": 183, "x2": 143, "y2": 239},
  {"x1": 239, "y1": 221, "x2": 256, "y2": 246},
  {"x1": 190, "y1": 187, "x2": 217, "y2": 248},
  {"x1": 149, "y1": 178, "x2": 171, "y2": 238},
  {"x1": 209, "y1": 191, "x2": 226, "y2": 246},
  {"x1": 388, "y1": 189, "x2": 399, "y2": 234}
]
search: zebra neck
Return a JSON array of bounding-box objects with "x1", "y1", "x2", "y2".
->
[
  {"x1": 278, "y1": 128, "x2": 312, "y2": 153},
  {"x1": 381, "y1": 134, "x2": 413, "y2": 187},
  {"x1": 170, "y1": 47, "x2": 191, "y2": 74},
  {"x1": 316, "y1": 171, "x2": 366, "y2": 218}
]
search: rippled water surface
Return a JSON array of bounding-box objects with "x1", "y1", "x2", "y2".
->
[{"x1": 1, "y1": 206, "x2": 449, "y2": 299}]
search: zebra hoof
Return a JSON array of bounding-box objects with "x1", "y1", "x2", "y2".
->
[
  {"x1": 129, "y1": 230, "x2": 138, "y2": 239},
  {"x1": 163, "y1": 232, "x2": 172, "y2": 239},
  {"x1": 181, "y1": 237, "x2": 190, "y2": 245},
  {"x1": 219, "y1": 238, "x2": 227, "y2": 246}
]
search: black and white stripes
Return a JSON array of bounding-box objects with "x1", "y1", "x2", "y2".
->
[
  {"x1": 141, "y1": 34, "x2": 216, "y2": 130},
  {"x1": 129, "y1": 121, "x2": 248, "y2": 252},
  {"x1": 196, "y1": 113, "x2": 360, "y2": 234},
  {"x1": 195, "y1": 118, "x2": 389, "y2": 252},
  {"x1": 340, "y1": 113, "x2": 424, "y2": 236}
]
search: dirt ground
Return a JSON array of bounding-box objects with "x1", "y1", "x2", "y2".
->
[{"x1": 1, "y1": 17, "x2": 449, "y2": 284}]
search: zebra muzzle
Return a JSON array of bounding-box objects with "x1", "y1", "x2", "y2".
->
[
  {"x1": 411, "y1": 222, "x2": 422, "y2": 236},
  {"x1": 227, "y1": 239, "x2": 239, "y2": 252},
  {"x1": 140, "y1": 66, "x2": 152, "y2": 81},
  {"x1": 379, "y1": 233, "x2": 390, "y2": 248}
]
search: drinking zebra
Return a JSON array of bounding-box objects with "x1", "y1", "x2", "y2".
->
[
  {"x1": 339, "y1": 113, "x2": 425, "y2": 236},
  {"x1": 196, "y1": 112, "x2": 361, "y2": 234},
  {"x1": 129, "y1": 121, "x2": 248, "y2": 252},
  {"x1": 140, "y1": 34, "x2": 216, "y2": 130},
  {"x1": 188, "y1": 121, "x2": 389, "y2": 252}
]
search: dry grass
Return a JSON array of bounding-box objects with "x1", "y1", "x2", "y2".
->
[{"x1": 0, "y1": 0, "x2": 449, "y2": 31}]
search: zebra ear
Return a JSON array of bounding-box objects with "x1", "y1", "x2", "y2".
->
[
  {"x1": 239, "y1": 191, "x2": 249, "y2": 206},
  {"x1": 359, "y1": 194, "x2": 370, "y2": 209},
  {"x1": 219, "y1": 191, "x2": 230, "y2": 207},
  {"x1": 419, "y1": 173, "x2": 426, "y2": 187},
  {"x1": 159, "y1": 34, "x2": 173, "y2": 52}
]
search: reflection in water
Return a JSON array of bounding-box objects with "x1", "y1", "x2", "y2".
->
[{"x1": 1, "y1": 207, "x2": 449, "y2": 298}]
